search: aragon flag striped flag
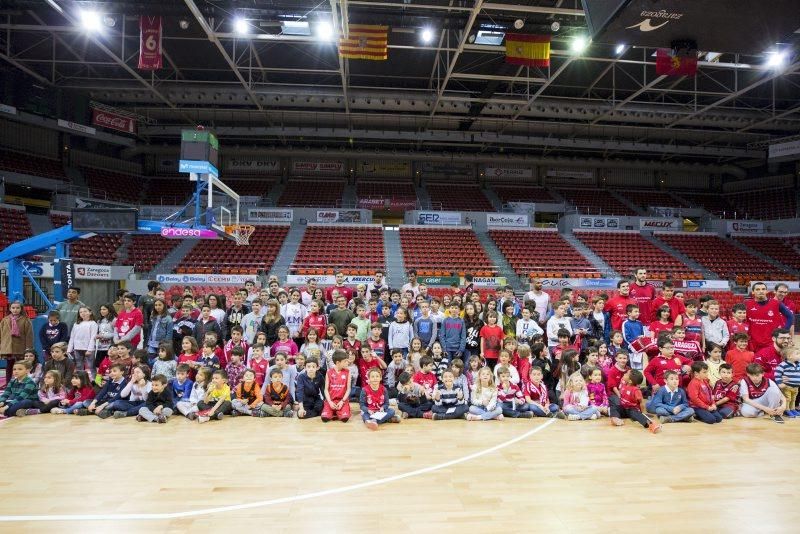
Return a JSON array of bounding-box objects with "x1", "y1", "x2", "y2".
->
[
  {"x1": 655, "y1": 48, "x2": 698, "y2": 76},
  {"x1": 505, "y1": 33, "x2": 551, "y2": 67},
  {"x1": 339, "y1": 24, "x2": 389, "y2": 60}
]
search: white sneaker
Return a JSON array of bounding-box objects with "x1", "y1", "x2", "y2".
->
[
  {"x1": 197, "y1": 415, "x2": 210, "y2": 424},
  {"x1": 589, "y1": 413, "x2": 599, "y2": 420},
  {"x1": 567, "y1": 414, "x2": 581, "y2": 421}
]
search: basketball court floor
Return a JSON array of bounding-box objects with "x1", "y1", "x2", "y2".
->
[{"x1": 1, "y1": 412, "x2": 798, "y2": 533}]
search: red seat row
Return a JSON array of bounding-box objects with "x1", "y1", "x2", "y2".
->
[
  {"x1": 489, "y1": 229, "x2": 596, "y2": 278},
  {"x1": 400, "y1": 227, "x2": 495, "y2": 276},
  {"x1": 291, "y1": 226, "x2": 385, "y2": 274},
  {"x1": 176, "y1": 225, "x2": 289, "y2": 274},
  {"x1": 279, "y1": 179, "x2": 345, "y2": 208},
  {"x1": 426, "y1": 183, "x2": 494, "y2": 212}
]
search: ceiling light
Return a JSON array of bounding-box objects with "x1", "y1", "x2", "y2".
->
[
  {"x1": 570, "y1": 36, "x2": 588, "y2": 54},
  {"x1": 317, "y1": 21, "x2": 334, "y2": 40},
  {"x1": 421, "y1": 28, "x2": 433, "y2": 44},
  {"x1": 615, "y1": 44, "x2": 626, "y2": 55},
  {"x1": 234, "y1": 17, "x2": 249, "y2": 35},
  {"x1": 513, "y1": 19, "x2": 524, "y2": 30},
  {"x1": 765, "y1": 49, "x2": 787, "y2": 69},
  {"x1": 281, "y1": 21, "x2": 310, "y2": 36},
  {"x1": 550, "y1": 21, "x2": 560, "y2": 32},
  {"x1": 79, "y1": 9, "x2": 102, "y2": 32},
  {"x1": 179, "y1": 19, "x2": 190, "y2": 30}
]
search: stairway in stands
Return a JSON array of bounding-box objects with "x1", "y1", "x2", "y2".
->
[
  {"x1": 383, "y1": 227, "x2": 406, "y2": 289},
  {"x1": 641, "y1": 233, "x2": 716, "y2": 279},
  {"x1": 608, "y1": 190, "x2": 647, "y2": 215},
  {"x1": 561, "y1": 232, "x2": 616, "y2": 275},
  {"x1": 475, "y1": 231, "x2": 525, "y2": 290},
  {"x1": 147, "y1": 239, "x2": 197, "y2": 276},
  {"x1": 270, "y1": 223, "x2": 307, "y2": 284}
]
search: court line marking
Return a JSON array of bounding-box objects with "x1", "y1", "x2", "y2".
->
[{"x1": 0, "y1": 418, "x2": 555, "y2": 522}]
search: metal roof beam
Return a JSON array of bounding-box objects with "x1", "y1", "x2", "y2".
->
[{"x1": 330, "y1": 0, "x2": 350, "y2": 117}]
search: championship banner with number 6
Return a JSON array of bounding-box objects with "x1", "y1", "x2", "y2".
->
[{"x1": 138, "y1": 16, "x2": 162, "y2": 70}]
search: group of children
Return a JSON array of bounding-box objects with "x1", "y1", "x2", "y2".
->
[{"x1": 2, "y1": 277, "x2": 797, "y2": 434}]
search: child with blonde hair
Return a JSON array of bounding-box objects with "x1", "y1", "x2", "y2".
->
[
  {"x1": 560, "y1": 372, "x2": 600, "y2": 420},
  {"x1": 466, "y1": 367, "x2": 503, "y2": 421},
  {"x1": 177, "y1": 366, "x2": 211, "y2": 420}
]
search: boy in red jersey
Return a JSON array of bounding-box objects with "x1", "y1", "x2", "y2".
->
[
  {"x1": 248, "y1": 343, "x2": 270, "y2": 387},
  {"x1": 360, "y1": 368, "x2": 400, "y2": 430},
  {"x1": 366, "y1": 323, "x2": 387, "y2": 363},
  {"x1": 342, "y1": 324, "x2": 362, "y2": 361},
  {"x1": 357, "y1": 346, "x2": 387, "y2": 387},
  {"x1": 223, "y1": 326, "x2": 249, "y2": 369},
  {"x1": 726, "y1": 304, "x2": 750, "y2": 351},
  {"x1": 644, "y1": 338, "x2": 692, "y2": 392},
  {"x1": 413, "y1": 356, "x2": 438, "y2": 397},
  {"x1": 739, "y1": 363, "x2": 787, "y2": 423},
  {"x1": 680, "y1": 300, "x2": 703, "y2": 345},
  {"x1": 610, "y1": 369, "x2": 660, "y2": 433},
  {"x1": 726, "y1": 333, "x2": 754, "y2": 383},
  {"x1": 605, "y1": 351, "x2": 630, "y2": 398},
  {"x1": 712, "y1": 363, "x2": 739, "y2": 418},
  {"x1": 321, "y1": 350, "x2": 351, "y2": 422}
]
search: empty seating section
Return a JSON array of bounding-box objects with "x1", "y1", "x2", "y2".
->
[
  {"x1": 144, "y1": 178, "x2": 194, "y2": 204},
  {"x1": 727, "y1": 188, "x2": 797, "y2": 220},
  {"x1": 492, "y1": 186, "x2": 555, "y2": 204},
  {"x1": 291, "y1": 226, "x2": 384, "y2": 275},
  {"x1": 50, "y1": 213, "x2": 122, "y2": 265},
  {"x1": 0, "y1": 207, "x2": 34, "y2": 250},
  {"x1": 400, "y1": 227, "x2": 495, "y2": 276},
  {"x1": 620, "y1": 190, "x2": 679, "y2": 210},
  {"x1": 556, "y1": 188, "x2": 636, "y2": 215},
  {"x1": 125, "y1": 235, "x2": 180, "y2": 273},
  {"x1": 83, "y1": 167, "x2": 141, "y2": 203},
  {"x1": 426, "y1": 183, "x2": 494, "y2": 211},
  {"x1": 176, "y1": 225, "x2": 288, "y2": 274},
  {"x1": 734, "y1": 236, "x2": 800, "y2": 271},
  {"x1": 655, "y1": 233, "x2": 793, "y2": 282},
  {"x1": 278, "y1": 179, "x2": 344, "y2": 207},
  {"x1": 0, "y1": 151, "x2": 65, "y2": 180},
  {"x1": 489, "y1": 229, "x2": 598, "y2": 278},
  {"x1": 574, "y1": 230, "x2": 699, "y2": 280},
  {"x1": 356, "y1": 181, "x2": 417, "y2": 206},
  {"x1": 676, "y1": 193, "x2": 733, "y2": 217},
  {"x1": 226, "y1": 179, "x2": 273, "y2": 198}
]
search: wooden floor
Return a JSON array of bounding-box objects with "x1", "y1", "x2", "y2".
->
[{"x1": 1, "y1": 411, "x2": 799, "y2": 533}]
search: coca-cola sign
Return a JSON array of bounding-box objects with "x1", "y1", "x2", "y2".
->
[{"x1": 91, "y1": 108, "x2": 136, "y2": 134}]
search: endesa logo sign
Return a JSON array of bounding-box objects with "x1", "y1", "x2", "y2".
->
[
  {"x1": 160, "y1": 227, "x2": 218, "y2": 239},
  {"x1": 639, "y1": 218, "x2": 680, "y2": 231}
]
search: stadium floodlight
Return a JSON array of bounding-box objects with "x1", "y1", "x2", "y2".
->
[
  {"x1": 317, "y1": 21, "x2": 334, "y2": 40},
  {"x1": 765, "y1": 49, "x2": 788, "y2": 69},
  {"x1": 79, "y1": 9, "x2": 102, "y2": 32},
  {"x1": 571, "y1": 36, "x2": 588, "y2": 54},
  {"x1": 234, "y1": 17, "x2": 249, "y2": 35},
  {"x1": 615, "y1": 44, "x2": 626, "y2": 55},
  {"x1": 421, "y1": 28, "x2": 434, "y2": 44}
]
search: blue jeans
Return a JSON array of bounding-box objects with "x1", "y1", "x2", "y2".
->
[
  {"x1": 107, "y1": 400, "x2": 144, "y2": 416},
  {"x1": 4, "y1": 399, "x2": 37, "y2": 416},
  {"x1": 468, "y1": 405, "x2": 503, "y2": 420},
  {"x1": 65, "y1": 400, "x2": 91, "y2": 414},
  {"x1": 361, "y1": 407, "x2": 396, "y2": 424},
  {"x1": 529, "y1": 403, "x2": 559, "y2": 417},
  {"x1": 564, "y1": 405, "x2": 600, "y2": 420},
  {"x1": 718, "y1": 405, "x2": 735, "y2": 419},
  {"x1": 501, "y1": 401, "x2": 532, "y2": 418},
  {"x1": 649, "y1": 405, "x2": 695, "y2": 422},
  {"x1": 694, "y1": 407, "x2": 724, "y2": 424}
]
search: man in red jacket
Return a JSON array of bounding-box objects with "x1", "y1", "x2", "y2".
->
[
  {"x1": 628, "y1": 268, "x2": 657, "y2": 323},
  {"x1": 605, "y1": 280, "x2": 636, "y2": 332},
  {"x1": 651, "y1": 281, "x2": 686, "y2": 326},
  {"x1": 745, "y1": 282, "x2": 793, "y2": 352},
  {"x1": 754, "y1": 328, "x2": 792, "y2": 380}
]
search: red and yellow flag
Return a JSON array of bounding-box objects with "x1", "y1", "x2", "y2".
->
[
  {"x1": 505, "y1": 34, "x2": 551, "y2": 67},
  {"x1": 339, "y1": 24, "x2": 388, "y2": 60},
  {"x1": 655, "y1": 48, "x2": 698, "y2": 76}
]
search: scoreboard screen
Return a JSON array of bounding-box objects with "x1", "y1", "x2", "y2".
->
[{"x1": 71, "y1": 208, "x2": 139, "y2": 233}]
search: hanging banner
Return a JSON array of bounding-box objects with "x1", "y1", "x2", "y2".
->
[
  {"x1": 156, "y1": 274, "x2": 256, "y2": 285},
  {"x1": 59, "y1": 259, "x2": 75, "y2": 290},
  {"x1": 768, "y1": 139, "x2": 800, "y2": 161},
  {"x1": 486, "y1": 213, "x2": 530, "y2": 227},
  {"x1": 358, "y1": 198, "x2": 416, "y2": 210},
  {"x1": 285, "y1": 274, "x2": 375, "y2": 285},
  {"x1": 418, "y1": 276, "x2": 461, "y2": 286},
  {"x1": 316, "y1": 210, "x2": 363, "y2": 223},
  {"x1": 485, "y1": 167, "x2": 534, "y2": 179},
  {"x1": 639, "y1": 218, "x2": 681, "y2": 231},
  {"x1": 540, "y1": 278, "x2": 620, "y2": 290},
  {"x1": 91, "y1": 108, "x2": 136, "y2": 134},
  {"x1": 224, "y1": 157, "x2": 280, "y2": 174},
  {"x1": 291, "y1": 160, "x2": 345, "y2": 176},
  {"x1": 726, "y1": 221, "x2": 764, "y2": 234},
  {"x1": 75, "y1": 265, "x2": 112, "y2": 280},
  {"x1": 577, "y1": 216, "x2": 620, "y2": 229},
  {"x1": 469, "y1": 276, "x2": 508, "y2": 288},
  {"x1": 248, "y1": 208, "x2": 293, "y2": 223},
  {"x1": 0, "y1": 103, "x2": 17, "y2": 115},
  {"x1": 138, "y1": 16, "x2": 163, "y2": 70},
  {"x1": 416, "y1": 211, "x2": 462, "y2": 225},
  {"x1": 547, "y1": 168, "x2": 594, "y2": 179},
  {"x1": 682, "y1": 280, "x2": 731, "y2": 290}
]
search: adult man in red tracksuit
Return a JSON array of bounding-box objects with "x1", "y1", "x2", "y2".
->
[
  {"x1": 745, "y1": 282, "x2": 793, "y2": 352},
  {"x1": 754, "y1": 328, "x2": 792, "y2": 380}
]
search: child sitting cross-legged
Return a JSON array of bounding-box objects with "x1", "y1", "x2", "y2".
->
[
  {"x1": 712, "y1": 363, "x2": 740, "y2": 419},
  {"x1": 259, "y1": 368, "x2": 294, "y2": 418},
  {"x1": 686, "y1": 361, "x2": 724, "y2": 424},
  {"x1": 609, "y1": 369, "x2": 661, "y2": 433},
  {"x1": 467, "y1": 367, "x2": 503, "y2": 421},
  {"x1": 739, "y1": 363, "x2": 787, "y2": 423},
  {"x1": 559, "y1": 372, "x2": 600, "y2": 421},
  {"x1": 397, "y1": 372, "x2": 433, "y2": 418},
  {"x1": 176, "y1": 367, "x2": 211, "y2": 420},
  {"x1": 231, "y1": 369, "x2": 264, "y2": 417},
  {"x1": 645, "y1": 370, "x2": 695, "y2": 423},
  {"x1": 51, "y1": 370, "x2": 95, "y2": 414},
  {"x1": 196, "y1": 369, "x2": 232, "y2": 423},
  {"x1": 425, "y1": 368, "x2": 468, "y2": 420},
  {"x1": 360, "y1": 368, "x2": 400, "y2": 430},
  {"x1": 0, "y1": 361, "x2": 40, "y2": 419},
  {"x1": 496, "y1": 366, "x2": 533, "y2": 418},
  {"x1": 79, "y1": 363, "x2": 128, "y2": 418},
  {"x1": 137, "y1": 374, "x2": 175, "y2": 423}
]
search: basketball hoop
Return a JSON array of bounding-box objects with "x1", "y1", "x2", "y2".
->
[{"x1": 225, "y1": 224, "x2": 255, "y2": 246}]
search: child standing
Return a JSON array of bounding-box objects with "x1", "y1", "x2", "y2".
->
[
  {"x1": 270, "y1": 326, "x2": 299, "y2": 363},
  {"x1": 622, "y1": 304, "x2": 646, "y2": 370},
  {"x1": 775, "y1": 347, "x2": 800, "y2": 418},
  {"x1": 726, "y1": 333, "x2": 754, "y2": 383},
  {"x1": 516, "y1": 307, "x2": 543, "y2": 347},
  {"x1": 225, "y1": 347, "x2": 247, "y2": 390},
  {"x1": 704, "y1": 343, "x2": 724, "y2": 387},
  {"x1": 609, "y1": 369, "x2": 661, "y2": 433},
  {"x1": 561, "y1": 373, "x2": 600, "y2": 421},
  {"x1": 197, "y1": 341, "x2": 221, "y2": 372},
  {"x1": 439, "y1": 303, "x2": 466, "y2": 360},
  {"x1": 322, "y1": 350, "x2": 351, "y2": 423},
  {"x1": 223, "y1": 326, "x2": 249, "y2": 368},
  {"x1": 197, "y1": 369, "x2": 232, "y2": 423},
  {"x1": 42, "y1": 342, "x2": 76, "y2": 385},
  {"x1": 686, "y1": 361, "x2": 724, "y2": 424},
  {"x1": 645, "y1": 370, "x2": 694, "y2": 423},
  {"x1": 39, "y1": 310, "x2": 69, "y2": 360},
  {"x1": 137, "y1": 374, "x2": 175, "y2": 423},
  {"x1": 479, "y1": 311, "x2": 504, "y2": 369},
  {"x1": 231, "y1": 369, "x2": 265, "y2": 417},
  {"x1": 296, "y1": 356, "x2": 325, "y2": 419},
  {"x1": 467, "y1": 367, "x2": 503, "y2": 421},
  {"x1": 67, "y1": 306, "x2": 98, "y2": 378},
  {"x1": 360, "y1": 368, "x2": 400, "y2": 430},
  {"x1": 349, "y1": 304, "x2": 371, "y2": 344}
]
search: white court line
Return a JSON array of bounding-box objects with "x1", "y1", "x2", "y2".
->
[{"x1": 0, "y1": 419, "x2": 555, "y2": 523}]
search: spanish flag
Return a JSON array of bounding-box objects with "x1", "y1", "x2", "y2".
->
[
  {"x1": 505, "y1": 34, "x2": 551, "y2": 67},
  {"x1": 339, "y1": 24, "x2": 388, "y2": 60}
]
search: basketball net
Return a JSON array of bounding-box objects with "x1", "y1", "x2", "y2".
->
[{"x1": 225, "y1": 224, "x2": 255, "y2": 246}]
